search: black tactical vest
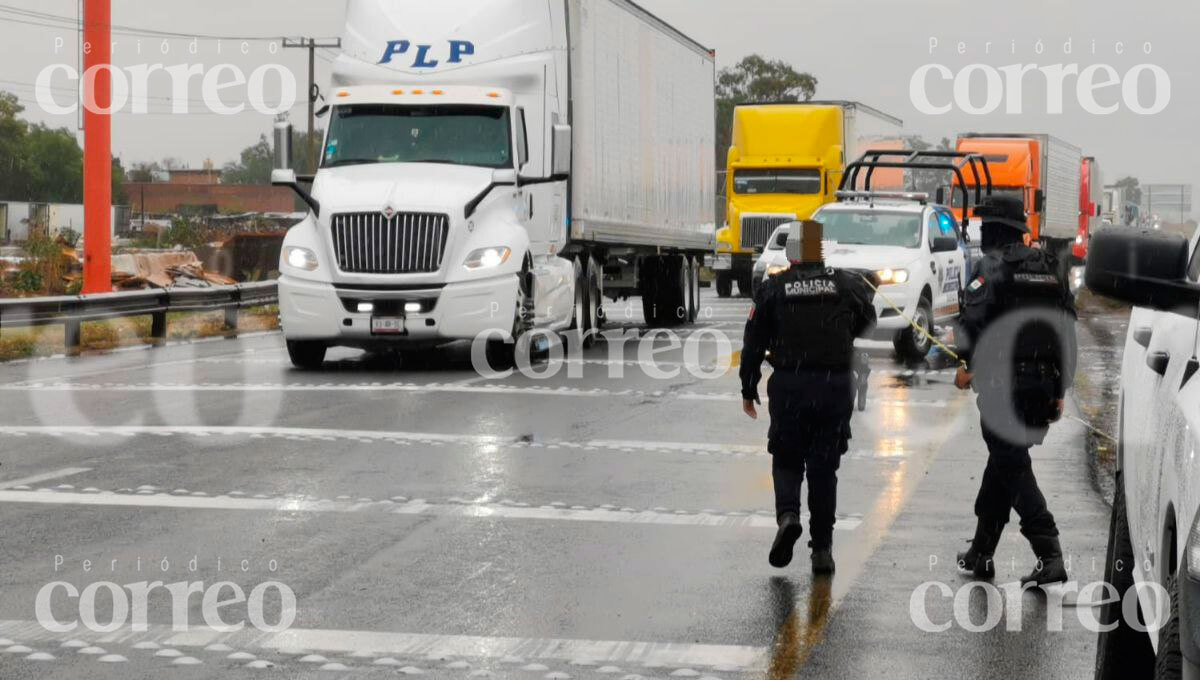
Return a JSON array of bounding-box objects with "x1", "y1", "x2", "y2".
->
[{"x1": 770, "y1": 267, "x2": 860, "y2": 369}]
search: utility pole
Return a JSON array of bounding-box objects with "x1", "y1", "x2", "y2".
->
[
  {"x1": 82, "y1": 0, "x2": 112, "y2": 294},
  {"x1": 283, "y1": 37, "x2": 341, "y2": 172}
]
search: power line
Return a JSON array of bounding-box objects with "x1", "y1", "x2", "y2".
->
[{"x1": 0, "y1": 4, "x2": 291, "y2": 41}]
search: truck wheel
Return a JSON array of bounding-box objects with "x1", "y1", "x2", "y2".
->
[
  {"x1": 688, "y1": 257, "x2": 701, "y2": 322},
  {"x1": 584, "y1": 255, "x2": 603, "y2": 345},
  {"x1": 737, "y1": 272, "x2": 754, "y2": 298},
  {"x1": 893, "y1": 297, "x2": 933, "y2": 362},
  {"x1": 1095, "y1": 474, "x2": 1156, "y2": 679},
  {"x1": 487, "y1": 263, "x2": 535, "y2": 369},
  {"x1": 716, "y1": 272, "x2": 733, "y2": 298},
  {"x1": 640, "y1": 256, "x2": 687, "y2": 327},
  {"x1": 570, "y1": 257, "x2": 587, "y2": 334},
  {"x1": 1155, "y1": 574, "x2": 1183, "y2": 679},
  {"x1": 287, "y1": 341, "x2": 327, "y2": 370}
]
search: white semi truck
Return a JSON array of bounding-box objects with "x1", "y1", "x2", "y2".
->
[{"x1": 273, "y1": 0, "x2": 716, "y2": 368}]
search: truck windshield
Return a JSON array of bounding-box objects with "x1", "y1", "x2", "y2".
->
[
  {"x1": 323, "y1": 104, "x2": 513, "y2": 169},
  {"x1": 733, "y1": 169, "x2": 822, "y2": 195},
  {"x1": 817, "y1": 211, "x2": 922, "y2": 248}
]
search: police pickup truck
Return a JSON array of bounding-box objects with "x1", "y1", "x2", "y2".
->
[
  {"x1": 752, "y1": 195, "x2": 971, "y2": 361},
  {"x1": 1087, "y1": 226, "x2": 1200, "y2": 680}
]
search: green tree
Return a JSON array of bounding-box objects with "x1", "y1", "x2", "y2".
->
[
  {"x1": 1114, "y1": 176, "x2": 1142, "y2": 206},
  {"x1": 716, "y1": 55, "x2": 818, "y2": 166},
  {"x1": 222, "y1": 128, "x2": 325, "y2": 185},
  {"x1": 24, "y1": 124, "x2": 83, "y2": 203},
  {"x1": 0, "y1": 92, "x2": 31, "y2": 200}
]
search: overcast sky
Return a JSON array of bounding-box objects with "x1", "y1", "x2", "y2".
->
[{"x1": 0, "y1": 0, "x2": 1194, "y2": 214}]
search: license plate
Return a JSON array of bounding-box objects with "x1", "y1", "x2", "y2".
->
[{"x1": 371, "y1": 317, "x2": 406, "y2": 335}]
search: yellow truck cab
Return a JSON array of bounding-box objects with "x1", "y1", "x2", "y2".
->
[{"x1": 714, "y1": 101, "x2": 902, "y2": 297}]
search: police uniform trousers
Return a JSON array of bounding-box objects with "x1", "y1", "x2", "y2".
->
[
  {"x1": 973, "y1": 367, "x2": 1060, "y2": 539},
  {"x1": 767, "y1": 367, "x2": 853, "y2": 550}
]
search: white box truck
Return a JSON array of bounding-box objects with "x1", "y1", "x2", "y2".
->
[{"x1": 273, "y1": 0, "x2": 716, "y2": 368}]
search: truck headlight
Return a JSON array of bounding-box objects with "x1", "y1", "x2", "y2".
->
[
  {"x1": 1186, "y1": 508, "x2": 1200, "y2": 579},
  {"x1": 464, "y1": 247, "x2": 512, "y2": 271},
  {"x1": 876, "y1": 268, "x2": 910, "y2": 285},
  {"x1": 283, "y1": 246, "x2": 319, "y2": 272},
  {"x1": 767, "y1": 264, "x2": 790, "y2": 277}
]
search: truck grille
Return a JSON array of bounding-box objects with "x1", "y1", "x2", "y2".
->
[
  {"x1": 331, "y1": 212, "x2": 450, "y2": 274},
  {"x1": 741, "y1": 215, "x2": 794, "y2": 250}
]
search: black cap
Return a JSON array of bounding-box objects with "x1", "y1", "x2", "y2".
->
[{"x1": 974, "y1": 195, "x2": 1030, "y2": 234}]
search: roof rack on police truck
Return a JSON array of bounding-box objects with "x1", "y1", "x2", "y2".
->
[{"x1": 838, "y1": 150, "x2": 994, "y2": 227}]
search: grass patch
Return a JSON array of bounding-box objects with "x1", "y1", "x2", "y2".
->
[{"x1": 0, "y1": 306, "x2": 279, "y2": 362}]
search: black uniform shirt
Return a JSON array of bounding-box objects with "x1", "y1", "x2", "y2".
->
[{"x1": 740, "y1": 264, "x2": 877, "y2": 402}]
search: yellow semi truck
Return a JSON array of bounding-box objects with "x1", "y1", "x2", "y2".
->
[{"x1": 713, "y1": 101, "x2": 903, "y2": 297}]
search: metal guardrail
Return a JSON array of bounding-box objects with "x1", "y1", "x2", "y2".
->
[{"x1": 0, "y1": 281, "x2": 278, "y2": 355}]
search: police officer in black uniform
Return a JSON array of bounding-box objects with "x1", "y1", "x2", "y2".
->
[
  {"x1": 954, "y1": 195, "x2": 1078, "y2": 586},
  {"x1": 741, "y1": 220, "x2": 877, "y2": 573}
]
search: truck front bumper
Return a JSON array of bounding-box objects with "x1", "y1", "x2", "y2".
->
[{"x1": 279, "y1": 274, "x2": 519, "y2": 347}]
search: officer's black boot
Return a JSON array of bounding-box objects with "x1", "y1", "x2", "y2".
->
[
  {"x1": 811, "y1": 544, "x2": 836, "y2": 575},
  {"x1": 769, "y1": 513, "x2": 803, "y2": 568},
  {"x1": 1021, "y1": 535, "x2": 1068, "y2": 586},
  {"x1": 957, "y1": 519, "x2": 1004, "y2": 579}
]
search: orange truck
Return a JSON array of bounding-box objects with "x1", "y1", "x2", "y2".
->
[{"x1": 953, "y1": 133, "x2": 1083, "y2": 257}]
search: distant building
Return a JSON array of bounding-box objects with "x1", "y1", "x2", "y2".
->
[
  {"x1": 167, "y1": 168, "x2": 223, "y2": 185},
  {"x1": 0, "y1": 202, "x2": 129, "y2": 243},
  {"x1": 1142, "y1": 184, "x2": 1194, "y2": 224},
  {"x1": 126, "y1": 182, "x2": 296, "y2": 216}
]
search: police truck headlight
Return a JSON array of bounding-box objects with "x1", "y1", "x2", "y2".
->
[
  {"x1": 283, "y1": 246, "x2": 319, "y2": 272},
  {"x1": 767, "y1": 265, "x2": 790, "y2": 277},
  {"x1": 876, "y1": 269, "x2": 910, "y2": 285},
  {"x1": 464, "y1": 247, "x2": 512, "y2": 271}
]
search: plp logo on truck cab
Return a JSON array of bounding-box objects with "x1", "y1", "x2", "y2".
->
[{"x1": 379, "y1": 40, "x2": 476, "y2": 68}]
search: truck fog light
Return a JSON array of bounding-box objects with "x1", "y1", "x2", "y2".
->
[
  {"x1": 405, "y1": 302, "x2": 422, "y2": 314},
  {"x1": 284, "y1": 246, "x2": 319, "y2": 272},
  {"x1": 464, "y1": 247, "x2": 512, "y2": 271},
  {"x1": 357, "y1": 302, "x2": 375, "y2": 314}
]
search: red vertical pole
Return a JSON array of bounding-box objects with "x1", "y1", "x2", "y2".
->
[{"x1": 82, "y1": 0, "x2": 112, "y2": 295}]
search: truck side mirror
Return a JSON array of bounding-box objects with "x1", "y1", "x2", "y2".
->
[
  {"x1": 932, "y1": 236, "x2": 959, "y2": 253},
  {"x1": 935, "y1": 188, "x2": 946, "y2": 205},
  {"x1": 273, "y1": 121, "x2": 293, "y2": 171},
  {"x1": 1085, "y1": 227, "x2": 1200, "y2": 315},
  {"x1": 1034, "y1": 189, "x2": 1046, "y2": 213},
  {"x1": 273, "y1": 168, "x2": 321, "y2": 217},
  {"x1": 551, "y1": 124, "x2": 572, "y2": 179}
]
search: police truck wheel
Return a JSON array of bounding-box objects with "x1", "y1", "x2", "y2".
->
[
  {"x1": 1095, "y1": 474, "x2": 1156, "y2": 679},
  {"x1": 1155, "y1": 574, "x2": 1183, "y2": 679},
  {"x1": 287, "y1": 341, "x2": 327, "y2": 370},
  {"x1": 716, "y1": 273, "x2": 733, "y2": 298},
  {"x1": 894, "y1": 297, "x2": 933, "y2": 362}
]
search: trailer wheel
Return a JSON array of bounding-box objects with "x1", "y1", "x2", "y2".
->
[
  {"x1": 688, "y1": 257, "x2": 701, "y2": 323},
  {"x1": 584, "y1": 255, "x2": 603, "y2": 345},
  {"x1": 640, "y1": 255, "x2": 687, "y2": 327},
  {"x1": 287, "y1": 341, "x2": 327, "y2": 370},
  {"x1": 716, "y1": 272, "x2": 733, "y2": 298}
]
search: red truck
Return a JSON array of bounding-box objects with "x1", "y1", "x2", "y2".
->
[{"x1": 1074, "y1": 156, "x2": 1103, "y2": 261}]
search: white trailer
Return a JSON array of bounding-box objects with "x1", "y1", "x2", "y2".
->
[{"x1": 274, "y1": 0, "x2": 715, "y2": 368}]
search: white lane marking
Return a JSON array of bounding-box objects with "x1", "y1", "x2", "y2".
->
[
  {"x1": 0, "y1": 425, "x2": 766, "y2": 456},
  {"x1": 0, "y1": 382, "x2": 955, "y2": 407},
  {"x1": 0, "y1": 620, "x2": 768, "y2": 671},
  {"x1": 0, "y1": 488, "x2": 863, "y2": 531},
  {"x1": 0, "y1": 468, "x2": 92, "y2": 490}
]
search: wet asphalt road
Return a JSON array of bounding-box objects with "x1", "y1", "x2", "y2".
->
[{"x1": 0, "y1": 291, "x2": 1109, "y2": 679}]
